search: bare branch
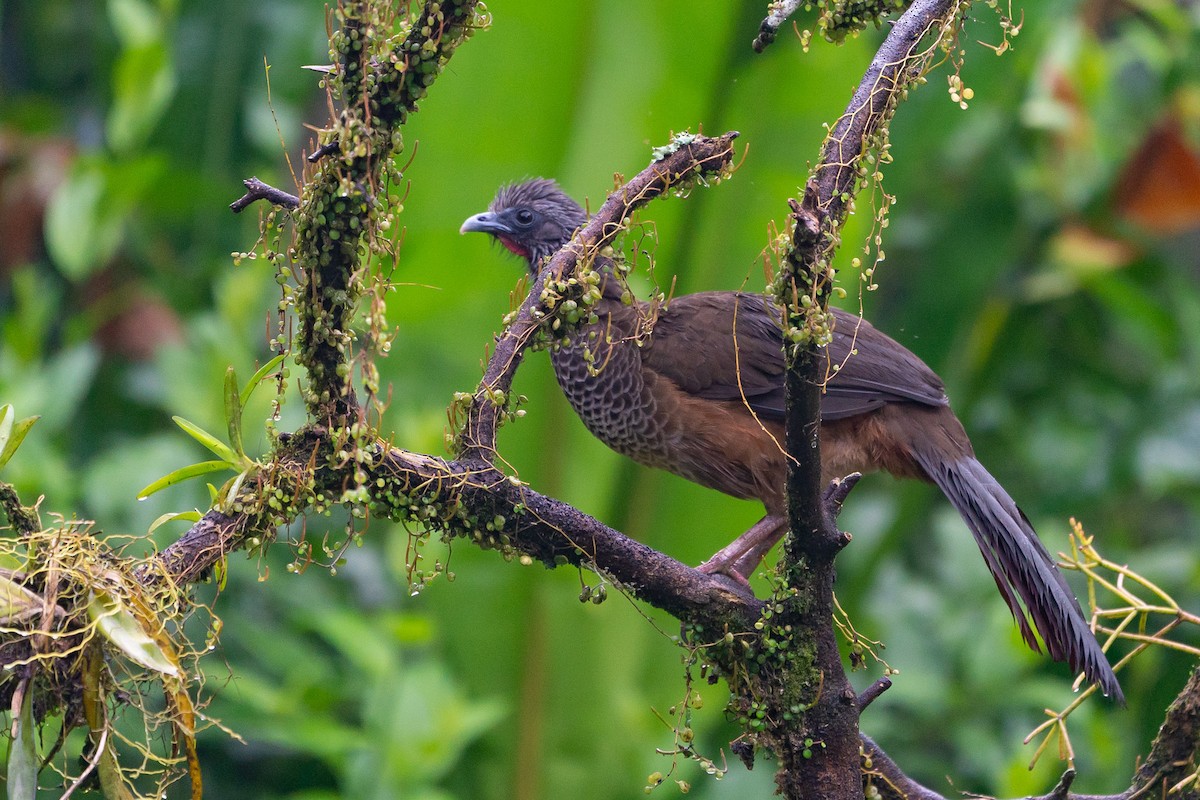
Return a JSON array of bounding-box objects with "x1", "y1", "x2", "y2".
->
[
  {"x1": 229, "y1": 177, "x2": 300, "y2": 213},
  {"x1": 857, "y1": 677, "x2": 892, "y2": 711},
  {"x1": 307, "y1": 141, "x2": 340, "y2": 163}
]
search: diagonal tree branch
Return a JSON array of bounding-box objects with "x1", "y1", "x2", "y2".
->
[
  {"x1": 152, "y1": 429, "x2": 765, "y2": 631},
  {"x1": 753, "y1": 0, "x2": 804, "y2": 52},
  {"x1": 230, "y1": 177, "x2": 299, "y2": 212}
]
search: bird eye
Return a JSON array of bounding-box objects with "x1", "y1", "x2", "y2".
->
[{"x1": 515, "y1": 209, "x2": 535, "y2": 226}]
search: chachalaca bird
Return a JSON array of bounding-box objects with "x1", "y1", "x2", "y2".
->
[{"x1": 461, "y1": 178, "x2": 1122, "y2": 700}]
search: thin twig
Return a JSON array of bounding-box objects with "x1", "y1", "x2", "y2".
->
[
  {"x1": 857, "y1": 677, "x2": 892, "y2": 711},
  {"x1": 753, "y1": 0, "x2": 804, "y2": 52},
  {"x1": 307, "y1": 141, "x2": 340, "y2": 163},
  {"x1": 229, "y1": 177, "x2": 300, "y2": 213},
  {"x1": 60, "y1": 723, "x2": 108, "y2": 800}
]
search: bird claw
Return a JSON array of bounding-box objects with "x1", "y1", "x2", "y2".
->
[{"x1": 695, "y1": 556, "x2": 753, "y2": 587}]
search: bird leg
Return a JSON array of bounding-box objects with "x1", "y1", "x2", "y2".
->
[{"x1": 697, "y1": 514, "x2": 789, "y2": 581}]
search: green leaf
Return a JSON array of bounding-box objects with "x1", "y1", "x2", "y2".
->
[
  {"x1": 44, "y1": 155, "x2": 166, "y2": 281},
  {"x1": 44, "y1": 165, "x2": 120, "y2": 280},
  {"x1": 240, "y1": 353, "x2": 287, "y2": 408},
  {"x1": 98, "y1": 742, "x2": 135, "y2": 800},
  {"x1": 224, "y1": 367, "x2": 245, "y2": 461},
  {"x1": 107, "y1": 0, "x2": 177, "y2": 155},
  {"x1": 0, "y1": 406, "x2": 11, "y2": 460},
  {"x1": 7, "y1": 686, "x2": 38, "y2": 800},
  {"x1": 137, "y1": 460, "x2": 231, "y2": 500},
  {"x1": 109, "y1": 44, "x2": 176, "y2": 152},
  {"x1": 0, "y1": 405, "x2": 41, "y2": 472},
  {"x1": 88, "y1": 588, "x2": 179, "y2": 676},
  {"x1": 147, "y1": 510, "x2": 202, "y2": 534},
  {"x1": 224, "y1": 469, "x2": 250, "y2": 507},
  {"x1": 9, "y1": 345, "x2": 101, "y2": 426},
  {"x1": 2, "y1": 269, "x2": 59, "y2": 363},
  {"x1": 172, "y1": 416, "x2": 239, "y2": 465},
  {"x1": 108, "y1": 0, "x2": 163, "y2": 46}
]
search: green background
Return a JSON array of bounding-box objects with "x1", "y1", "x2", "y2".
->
[{"x1": 3, "y1": 0, "x2": 1200, "y2": 797}]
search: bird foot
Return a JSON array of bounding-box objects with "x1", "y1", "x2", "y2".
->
[
  {"x1": 695, "y1": 555, "x2": 753, "y2": 587},
  {"x1": 696, "y1": 513, "x2": 789, "y2": 584}
]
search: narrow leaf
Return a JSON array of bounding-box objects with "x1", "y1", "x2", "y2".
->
[
  {"x1": 81, "y1": 647, "x2": 104, "y2": 730},
  {"x1": 240, "y1": 352, "x2": 286, "y2": 407},
  {"x1": 213, "y1": 557, "x2": 227, "y2": 591},
  {"x1": 79, "y1": 646, "x2": 137, "y2": 797},
  {"x1": 0, "y1": 414, "x2": 40, "y2": 472},
  {"x1": 172, "y1": 416, "x2": 239, "y2": 464},
  {"x1": 0, "y1": 405, "x2": 13, "y2": 456},
  {"x1": 107, "y1": 41, "x2": 177, "y2": 154},
  {"x1": 97, "y1": 735, "x2": 135, "y2": 800},
  {"x1": 224, "y1": 367, "x2": 245, "y2": 461},
  {"x1": 88, "y1": 588, "x2": 179, "y2": 676},
  {"x1": 223, "y1": 469, "x2": 249, "y2": 507},
  {"x1": 7, "y1": 683, "x2": 38, "y2": 800},
  {"x1": 137, "y1": 461, "x2": 231, "y2": 500},
  {"x1": 147, "y1": 510, "x2": 203, "y2": 534}
]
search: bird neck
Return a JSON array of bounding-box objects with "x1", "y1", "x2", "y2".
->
[
  {"x1": 529, "y1": 254, "x2": 631, "y2": 301},
  {"x1": 533, "y1": 256, "x2": 644, "y2": 346}
]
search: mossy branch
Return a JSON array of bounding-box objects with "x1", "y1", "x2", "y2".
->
[
  {"x1": 760, "y1": 0, "x2": 964, "y2": 796},
  {"x1": 0, "y1": 483, "x2": 41, "y2": 538},
  {"x1": 294, "y1": 0, "x2": 483, "y2": 420},
  {"x1": 150, "y1": 425, "x2": 764, "y2": 632},
  {"x1": 811, "y1": 0, "x2": 962, "y2": 223}
]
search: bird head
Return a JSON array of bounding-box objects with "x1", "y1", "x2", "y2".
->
[{"x1": 460, "y1": 179, "x2": 587, "y2": 273}]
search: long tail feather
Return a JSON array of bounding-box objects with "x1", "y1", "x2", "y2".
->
[{"x1": 912, "y1": 451, "x2": 1123, "y2": 703}]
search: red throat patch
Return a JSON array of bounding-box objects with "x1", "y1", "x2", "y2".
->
[{"x1": 497, "y1": 235, "x2": 529, "y2": 258}]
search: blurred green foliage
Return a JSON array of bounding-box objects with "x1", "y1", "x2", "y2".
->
[{"x1": 2, "y1": 0, "x2": 1199, "y2": 798}]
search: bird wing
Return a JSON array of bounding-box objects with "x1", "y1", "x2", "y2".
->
[
  {"x1": 820, "y1": 306, "x2": 950, "y2": 420},
  {"x1": 641, "y1": 292, "x2": 948, "y2": 422}
]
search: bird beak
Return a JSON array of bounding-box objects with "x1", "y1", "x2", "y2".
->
[{"x1": 460, "y1": 211, "x2": 512, "y2": 236}]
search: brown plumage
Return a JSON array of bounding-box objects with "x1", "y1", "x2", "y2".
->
[{"x1": 461, "y1": 178, "x2": 1122, "y2": 701}]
